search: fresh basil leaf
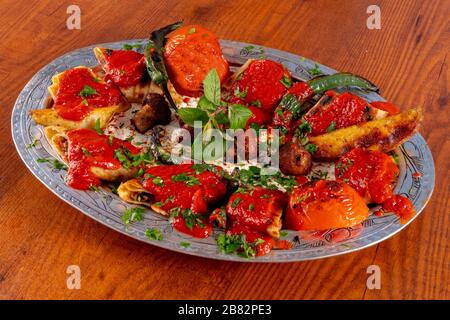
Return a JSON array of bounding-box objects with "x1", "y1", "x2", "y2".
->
[
  {"x1": 203, "y1": 68, "x2": 221, "y2": 105},
  {"x1": 178, "y1": 108, "x2": 209, "y2": 126},
  {"x1": 228, "y1": 104, "x2": 252, "y2": 130}
]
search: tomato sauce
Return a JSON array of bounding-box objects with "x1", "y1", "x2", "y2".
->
[
  {"x1": 101, "y1": 49, "x2": 146, "y2": 87},
  {"x1": 304, "y1": 91, "x2": 371, "y2": 135},
  {"x1": 285, "y1": 180, "x2": 369, "y2": 230},
  {"x1": 53, "y1": 68, "x2": 124, "y2": 121},
  {"x1": 382, "y1": 194, "x2": 415, "y2": 223},
  {"x1": 335, "y1": 148, "x2": 399, "y2": 203},
  {"x1": 245, "y1": 105, "x2": 272, "y2": 128},
  {"x1": 66, "y1": 128, "x2": 140, "y2": 190},
  {"x1": 230, "y1": 59, "x2": 291, "y2": 112},
  {"x1": 141, "y1": 164, "x2": 227, "y2": 238},
  {"x1": 370, "y1": 101, "x2": 400, "y2": 115},
  {"x1": 288, "y1": 81, "x2": 314, "y2": 100}
]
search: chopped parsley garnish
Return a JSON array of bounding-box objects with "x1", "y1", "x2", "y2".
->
[
  {"x1": 37, "y1": 158, "x2": 67, "y2": 170},
  {"x1": 108, "y1": 135, "x2": 114, "y2": 146},
  {"x1": 171, "y1": 173, "x2": 200, "y2": 186},
  {"x1": 251, "y1": 99, "x2": 262, "y2": 108},
  {"x1": 326, "y1": 121, "x2": 336, "y2": 133},
  {"x1": 122, "y1": 207, "x2": 144, "y2": 225},
  {"x1": 145, "y1": 228, "x2": 163, "y2": 241},
  {"x1": 79, "y1": 85, "x2": 98, "y2": 98},
  {"x1": 89, "y1": 185, "x2": 100, "y2": 192},
  {"x1": 94, "y1": 118, "x2": 103, "y2": 135},
  {"x1": 180, "y1": 241, "x2": 191, "y2": 248},
  {"x1": 308, "y1": 63, "x2": 322, "y2": 76},
  {"x1": 153, "y1": 195, "x2": 174, "y2": 208},
  {"x1": 182, "y1": 209, "x2": 205, "y2": 230},
  {"x1": 248, "y1": 203, "x2": 255, "y2": 211},
  {"x1": 231, "y1": 197, "x2": 241, "y2": 208},
  {"x1": 305, "y1": 143, "x2": 317, "y2": 154},
  {"x1": 122, "y1": 43, "x2": 141, "y2": 50},
  {"x1": 187, "y1": 27, "x2": 196, "y2": 34},
  {"x1": 216, "y1": 233, "x2": 264, "y2": 258},
  {"x1": 336, "y1": 159, "x2": 354, "y2": 177},
  {"x1": 280, "y1": 75, "x2": 292, "y2": 88},
  {"x1": 152, "y1": 176, "x2": 164, "y2": 187},
  {"x1": 136, "y1": 168, "x2": 145, "y2": 177},
  {"x1": 280, "y1": 230, "x2": 289, "y2": 238},
  {"x1": 26, "y1": 138, "x2": 39, "y2": 149},
  {"x1": 233, "y1": 86, "x2": 248, "y2": 98},
  {"x1": 114, "y1": 149, "x2": 131, "y2": 169},
  {"x1": 82, "y1": 147, "x2": 91, "y2": 157}
]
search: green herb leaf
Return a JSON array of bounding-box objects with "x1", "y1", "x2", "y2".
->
[
  {"x1": 152, "y1": 176, "x2": 164, "y2": 187},
  {"x1": 203, "y1": 68, "x2": 221, "y2": 105},
  {"x1": 123, "y1": 43, "x2": 141, "y2": 50},
  {"x1": 145, "y1": 228, "x2": 163, "y2": 241},
  {"x1": 180, "y1": 241, "x2": 191, "y2": 248},
  {"x1": 26, "y1": 138, "x2": 39, "y2": 149},
  {"x1": 171, "y1": 173, "x2": 200, "y2": 186},
  {"x1": 280, "y1": 75, "x2": 292, "y2": 88},
  {"x1": 187, "y1": 27, "x2": 196, "y2": 34},
  {"x1": 82, "y1": 147, "x2": 91, "y2": 157},
  {"x1": 94, "y1": 118, "x2": 102, "y2": 135},
  {"x1": 326, "y1": 121, "x2": 336, "y2": 133},
  {"x1": 37, "y1": 158, "x2": 67, "y2": 170},
  {"x1": 122, "y1": 207, "x2": 144, "y2": 225},
  {"x1": 308, "y1": 63, "x2": 322, "y2": 76},
  {"x1": 280, "y1": 230, "x2": 289, "y2": 238},
  {"x1": 79, "y1": 85, "x2": 98, "y2": 98},
  {"x1": 228, "y1": 104, "x2": 252, "y2": 130},
  {"x1": 305, "y1": 143, "x2": 317, "y2": 154},
  {"x1": 231, "y1": 197, "x2": 242, "y2": 208},
  {"x1": 177, "y1": 108, "x2": 209, "y2": 127}
]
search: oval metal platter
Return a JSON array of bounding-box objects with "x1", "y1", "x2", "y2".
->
[{"x1": 11, "y1": 39, "x2": 435, "y2": 262}]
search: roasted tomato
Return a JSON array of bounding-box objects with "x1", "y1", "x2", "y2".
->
[
  {"x1": 163, "y1": 25, "x2": 229, "y2": 97},
  {"x1": 304, "y1": 91, "x2": 372, "y2": 135},
  {"x1": 226, "y1": 187, "x2": 287, "y2": 238},
  {"x1": 285, "y1": 180, "x2": 369, "y2": 231},
  {"x1": 230, "y1": 59, "x2": 291, "y2": 112},
  {"x1": 335, "y1": 148, "x2": 399, "y2": 203},
  {"x1": 370, "y1": 101, "x2": 400, "y2": 115}
]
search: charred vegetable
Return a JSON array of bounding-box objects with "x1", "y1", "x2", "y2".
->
[
  {"x1": 145, "y1": 21, "x2": 183, "y2": 110},
  {"x1": 132, "y1": 93, "x2": 171, "y2": 133}
]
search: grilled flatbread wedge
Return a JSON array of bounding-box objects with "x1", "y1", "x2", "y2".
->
[
  {"x1": 309, "y1": 108, "x2": 422, "y2": 160},
  {"x1": 93, "y1": 47, "x2": 162, "y2": 103},
  {"x1": 31, "y1": 66, "x2": 129, "y2": 130}
]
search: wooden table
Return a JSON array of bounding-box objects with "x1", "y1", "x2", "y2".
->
[{"x1": 0, "y1": 0, "x2": 448, "y2": 300}]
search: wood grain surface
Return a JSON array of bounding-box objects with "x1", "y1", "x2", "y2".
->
[{"x1": 0, "y1": 0, "x2": 448, "y2": 300}]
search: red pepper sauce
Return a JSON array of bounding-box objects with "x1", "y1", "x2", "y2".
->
[
  {"x1": 304, "y1": 91, "x2": 371, "y2": 135},
  {"x1": 230, "y1": 59, "x2": 290, "y2": 112},
  {"x1": 141, "y1": 164, "x2": 227, "y2": 238},
  {"x1": 101, "y1": 49, "x2": 146, "y2": 87},
  {"x1": 225, "y1": 187, "x2": 287, "y2": 256},
  {"x1": 382, "y1": 195, "x2": 415, "y2": 223},
  {"x1": 370, "y1": 101, "x2": 400, "y2": 115},
  {"x1": 335, "y1": 148, "x2": 415, "y2": 222},
  {"x1": 335, "y1": 148, "x2": 399, "y2": 203},
  {"x1": 288, "y1": 81, "x2": 314, "y2": 100},
  {"x1": 66, "y1": 128, "x2": 140, "y2": 190},
  {"x1": 53, "y1": 67, "x2": 124, "y2": 121}
]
